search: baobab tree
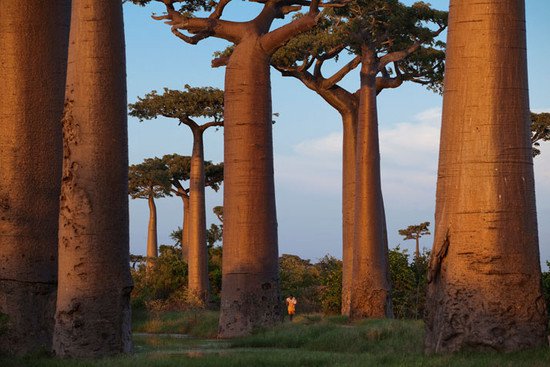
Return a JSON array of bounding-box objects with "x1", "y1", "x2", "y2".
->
[
  {"x1": 162, "y1": 154, "x2": 224, "y2": 262},
  {"x1": 53, "y1": 0, "x2": 133, "y2": 357},
  {"x1": 531, "y1": 112, "x2": 550, "y2": 157},
  {"x1": 129, "y1": 158, "x2": 172, "y2": 269},
  {"x1": 131, "y1": 0, "x2": 344, "y2": 337},
  {"x1": 0, "y1": 0, "x2": 70, "y2": 355},
  {"x1": 269, "y1": 2, "x2": 446, "y2": 318},
  {"x1": 130, "y1": 86, "x2": 223, "y2": 303},
  {"x1": 398, "y1": 222, "x2": 430, "y2": 260},
  {"x1": 425, "y1": 0, "x2": 548, "y2": 353}
]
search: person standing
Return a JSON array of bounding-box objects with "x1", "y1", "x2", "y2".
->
[{"x1": 285, "y1": 295, "x2": 297, "y2": 321}]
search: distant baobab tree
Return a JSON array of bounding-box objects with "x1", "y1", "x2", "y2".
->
[
  {"x1": 130, "y1": 86, "x2": 223, "y2": 303},
  {"x1": 425, "y1": 0, "x2": 548, "y2": 353},
  {"x1": 270, "y1": 2, "x2": 446, "y2": 317},
  {"x1": 398, "y1": 222, "x2": 431, "y2": 260},
  {"x1": 0, "y1": 0, "x2": 70, "y2": 355},
  {"x1": 53, "y1": 0, "x2": 133, "y2": 357},
  {"x1": 531, "y1": 112, "x2": 550, "y2": 157},
  {"x1": 129, "y1": 158, "x2": 172, "y2": 269},
  {"x1": 130, "y1": 0, "x2": 347, "y2": 337}
]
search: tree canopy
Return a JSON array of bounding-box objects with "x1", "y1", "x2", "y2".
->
[
  {"x1": 129, "y1": 157, "x2": 173, "y2": 199},
  {"x1": 531, "y1": 112, "x2": 550, "y2": 157}
]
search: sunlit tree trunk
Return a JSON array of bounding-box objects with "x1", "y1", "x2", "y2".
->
[
  {"x1": 425, "y1": 0, "x2": 548, "y2": 353},
  {"x1": 53, "y1": 0, "x2": 133, "y2": 357},
  {"x1": 341, "y1": 112, "x2": 358, "y2": 316},
  {"x1": 181, "y1": 194, "x2": 190, "y2": 261},
  {"x1": 188, "y1": 128, "x2": 208, "y2": 302},
  {"x1": 0, "y1": 0, "x2": 70, "y2": 355},
  {"x1": 350, "y1": 48, "x2": 392, "y2": 319},
  {"x1": 219, "y1": 39, "x2": 281, "y2": 337},
  {"x1": 146, "y1": 194, "x2": 158, "y2": 270}
]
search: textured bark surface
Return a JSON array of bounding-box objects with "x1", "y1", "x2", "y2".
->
[
  {"x1": 53, "y1": 0, "x2": 133, "y2": 358},
  {"x1": 0, "y1": 0, "x2": 70, "y2": 355},
  {"x1": 181, "y1": 195, "x2": 190, "y2": 262},
  {"x1": 146, "y1": 195, "x2": 159, "y2": 269},
  {"x1": 219, "y1": 40, "x2": 282, "y2": 338},
  {"x1": 188, "y1": 129, "x2": 208, "y2": 302},
  {"x1": 350, "y1": 50, "x2": 392, "y2": 319},
  {"x1": 425, "y1": 0, "x2": 548, "y2": 353}
]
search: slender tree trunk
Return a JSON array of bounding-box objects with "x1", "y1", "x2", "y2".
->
[
  {"x1": 350, "y1": 49, "x2": 392, "y2": 319},
  {"x1": 415, "y1": 237, "x2": 420, "y2": 260},
  {"x1": 0, "y1": 1, "x2": 70, "y2": 355},
  {"x1": 341, "y1": 112, "x2": 358, "y2": 316},
  {"x1": 188, "y1": 129, "x2": 209, "y2": 302},
  {"x1": 219, "y1": 39, "x2": 281, "y2": 337},
  {"x1": 181, "y1": 194, "x2": 190, "y2": 262},
  {"x1": 425, "y1": 0, "x2": 547, "y2": 353},
  {"x1": 53, "y1": 0, "x2": 133, "y2": 357},
  {"x1": 146, "y1": 194, "x2": 158, "y2": 270}
]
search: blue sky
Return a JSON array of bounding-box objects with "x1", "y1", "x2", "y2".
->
[{"x1": 123, "y1": 0, "x2": 550, "y2": 266}]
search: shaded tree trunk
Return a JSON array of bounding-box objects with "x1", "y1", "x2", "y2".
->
[
  {"x1": 146, "y1": 194, "x2": 158, "y2": 270},
  {"x1": 350, "y1": 48, "x2": 392, "y2": 319},
  {"x1": 0, "y1": 0, "x2": 70, "y2": 355},
  {"x1": 219, "y1": 39, "x2": 281, "y2": 337},
  {"x1": 188, "y1": 128, "x2": 208, "y2": 302},
  {"x1": 53, "y1": 0, "x2": 133, "y2": 357},
  {"x1": 425, "y1": 0, "x2": 548, "y2": 353}
]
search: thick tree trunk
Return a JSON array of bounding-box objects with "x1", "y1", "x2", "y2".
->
[
  {"x1": 146, "y1": 194, "x2": 159, "y2": 270},
  {"x1": 350, "y1": 51, "x2": 392, "y2": 319},
  {"x1": 219, "y1": 40, "x2": 281, "y2": 337},
  {"x1": 425, "y1": 0, "x2": 548, "y2": 353},
  {"x1": 53, "y1": 0, "x2": 133, "y2": 357},
  {"x1": 188, "y1": 129, "x2": 209, "y2": 302},
  {"x1": 181, "y1": 194, "x2": 190, "y2": 262},
  {"x1": 0, "y1": 0, "x2": 70, "y2": 355}
]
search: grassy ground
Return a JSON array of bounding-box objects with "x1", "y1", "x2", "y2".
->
[{"x1": 1, "y1": 312, "x2": 550, "y2": 366}]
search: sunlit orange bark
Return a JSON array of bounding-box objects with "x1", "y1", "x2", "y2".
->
[
  {"x1": 53, "y1": 0, "x2": 133, "y2": 357},
  {"x1": 425, "y1": 0, "x2": 547, "y2": 353},
  {"x1": 350, "y1": 47, "x2": 392, "y2": 319},
  {"x1": 0, "y1": 0, "x2": 70, "y2": 355},
  {"x1": 219, "y1": 40, "x2": 282, "y2": 337},
  {"x1": 188, "y1": 128, "x2": 208, "y2": 302},
  {"x1": 146, "y1": 194, "x2": 159, "y2": 269},
  {"x1": 181, "y1": 194, "x2": 190, "y2": 261}
]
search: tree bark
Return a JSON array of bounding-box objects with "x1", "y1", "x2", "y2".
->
[
  {"x1": 350, "y1": 48, "x2": 393, "y2": 319},
  {"x1": 53, "y1": 0, "x2": 133, "y2": 357},
  {"x1": 0, "y1": 0, "x2": 70, "y2": 355},
  {"x1": 146, "y1": 194, "x2": 159, "y2": 270},
  {"x1": 188, "y1": 128, "x2": 209, "y2": 302},
  {"x1": 219, "y1": 39, "x2": 281, "y2": 337},
  {"x1": 341, "y1": 111, "x2": 358, "y2": 317},
  {"x1": 425, "y1": 0, "x2": 548, "y2": 353},
  {"x1": 181, "y1": 194, "x2": 190, "y2": 262}
]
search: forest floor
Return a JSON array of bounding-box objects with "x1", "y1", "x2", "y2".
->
[{"x1": 2, "y1": 311, "x2": 550, "y2": 366}]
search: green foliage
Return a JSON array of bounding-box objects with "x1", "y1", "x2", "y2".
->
[
  {"x1": 531, "y1": 112, "x2": 550, "y2": 157},
  {"x1": 316, "y1": 255, "x2": 343, "y2": 315},
  {"x1": 541, "y1": 261, "x2": 550, "y2": 315},
  {"x1": 128, "y1": 157, "x2": 172, "y2": 200},
  {"x1": 162, "y1": 153, "x2": 224, "y2": 193},
  {"x1": 129, "y1": 85, "x2": 223, "y2": 123},
  {"x1": 388, "y1": 246, "x2": 429, "y2": 319},
  {"x1": 279, "y1": 254, "x2": 321, "y2": 313}
]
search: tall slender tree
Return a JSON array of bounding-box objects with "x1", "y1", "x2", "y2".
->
[
  {"x1": 162, "y1": 154, "x2": 224, "y2": 262},
  {"x1": 53, "y1": 0, "x2": 133, "y2": 357},
  {"x1": 398, "y1": 222, "x2": 430, "y2": 260},
  {"x1": 425, "y1": 0, "x2": 548, "y2": 353},
  {"x1": 129, "y1": 158, "x2": 172, "y2": 269},
  {"x1": 132, "y1": 0, "x2": 345, "y2": 337},
  {"x1": 269, "y1": 2, "x2": 446, "y2": 317},
  {"x1": 130, "y1": 86, "x2": 223, "y2": 302},
  {"x1": 0, "y1": 0, "x2": 70, "y2": 355}
]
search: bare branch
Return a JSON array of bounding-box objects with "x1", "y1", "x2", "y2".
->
[
  {"x1": 200, "y1": 120, "x2": 224, "y2": 132},
  {"x1": 212, "y1": 56, "x2": 230, "y2": 68},
  {"x1": 322, "y1": 55, "x2": 361, "y2": 89}
]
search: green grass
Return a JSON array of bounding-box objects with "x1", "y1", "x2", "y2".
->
[
  {"x1": 1, "y1": 314, "x2": 550, "y2": 366},
  {"x1": 132, "y1": 308, "x2": 219, "y2": 338}
]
